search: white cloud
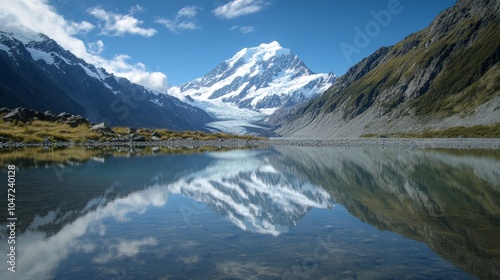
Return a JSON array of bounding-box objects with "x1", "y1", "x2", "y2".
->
[
  {"x1": 178, "y1": 5, "x2": 199, "y2": 18},
  {"x1": 129, "y1": 4, "x2": 144, "y2": 15},
  {"x1": 231, "y1": 25, "x2": 255, "y2": 34},
  {"x1": 240, "y1": 26, "x2": 255, "y2": 33},
  {"x1": 213, "y1": 0, "x2": 270, "y2": 19},
  {"x1": 156, "y1": 5, "x2": 201, "y2": 33},
  {"x1": 0, "y1": 183, "x2": 169, "y2": 280},
  {"x1": 105, "y1": 54, "x2": 168, "y2": 91},
  {"x1": 88, "y1": 6, "x2": 157, "y2": 37},
  {"x1": 0, "y1": 0, "x2": 167, "y2": 91},
  {"x1": 88, "y1": 40, "x2": 104, "y2": 55},
  {"x1": 0, "y1": 0, "x2": 90, "y2": 56},
  {"x1": 94, "y1": 237, "x2": 159, "y2": 263},
  {"x1": 67, "y1": 20, "x2": 95, "y2": 34}
]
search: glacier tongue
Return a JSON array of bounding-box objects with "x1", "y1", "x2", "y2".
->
[
  {"x1": 184, "y1": 98, "x2": 268, "y2": 135},
  {"x1": 169, "y1": 41, "x2": 336, "y2": 135}
]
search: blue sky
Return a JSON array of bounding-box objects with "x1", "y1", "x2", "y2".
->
[{"x1": 1, "y1": 0, "x2": 456, "y2": 90}]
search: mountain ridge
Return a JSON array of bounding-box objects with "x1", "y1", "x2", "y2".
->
[
  {"x1": 0, "y1": 31, "x2": 212, "y2": 131},
  {"x1": 277, "y1": 0, "x2": 500, "y2": 138}
]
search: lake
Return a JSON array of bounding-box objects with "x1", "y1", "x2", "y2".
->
[{"x1": 0, "y1": 146, "x2": 499, "y2": 279}]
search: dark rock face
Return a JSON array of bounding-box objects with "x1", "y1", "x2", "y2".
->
[
  {"x1": 3, "y1": 107, "x2": 38, "y2": 123},
  {"x1": 66, "y1": 115, "x2": 88, "y2": 127}
]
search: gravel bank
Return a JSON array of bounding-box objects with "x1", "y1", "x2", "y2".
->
[
  {"x1": 1, "y1": 138, "x2": 499, "y2": 150},
  {"x1": 0, "y1": 139, "x2": 270, "y2": 149},
  {"x1": 269, "y1": 138, "x2": 500, "y2": 149}
]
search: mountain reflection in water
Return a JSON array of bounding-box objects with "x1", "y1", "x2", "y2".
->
[
  {"x1": 275, "y1": 146, "x2": 500, "y2": 279},
  {"x1": 0, "y1": 146, "x2": 498, "y2": 279}
]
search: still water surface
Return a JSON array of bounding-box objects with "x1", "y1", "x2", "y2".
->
[{"x1": 0, "y1": 146, "x2": 499, "y2": 279}]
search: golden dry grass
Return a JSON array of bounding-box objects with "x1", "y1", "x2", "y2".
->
[
  {"x1": 0, "y1": 116, "x2": 266, "y2": 143},
  {"x1": 0, "y1": 119, "x2": 100, "y2": 143}
]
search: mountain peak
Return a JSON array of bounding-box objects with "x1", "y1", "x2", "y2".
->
[
  {"x1": 259, "y1": 40, "x2": 282, "y2": 49},
  {"x1": 229, "y1": 41, "x2": 291, "y2": 66},
  {"x1": 172, "y1": 41, "x2": 336, "y2": 135}
]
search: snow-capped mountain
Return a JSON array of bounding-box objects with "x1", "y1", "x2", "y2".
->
[
  {"x1": 0, "y1": 30, "x2": 212, "y2": 130},
  {"x1": 169, "y1": 41, "x2": 335, "y2": 134}
]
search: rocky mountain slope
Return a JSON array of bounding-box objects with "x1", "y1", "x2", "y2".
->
[
  {"x1": 169, "y1": 41, "x2": 335, "y2": 135},
  {"x1": 277, "y1": 0, "x2": 500, "y2": 138},
  {"x1": 0, "y1": 31, "x2": 212, "y2": 131}
]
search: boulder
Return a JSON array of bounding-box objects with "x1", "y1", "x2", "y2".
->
[
  {"x1": 66, "y1": 115, "x2": 89, "y2": 127},
  {"x1": 57, "y1": 112, "x2": 71, "y2": 120},
  {"x1": 90, "y1": 122, "x2": 114, "y2": 135},
  {"x1": 39, "y1": 111, "x2": 57, "y2": 122},
  {"x1": 3, "y1": 107, "x2": 37, "y2": 123},
  {"x1": 132, "y1": 135, "x2": 146, "y2": 142},
  {"x1": 128, "y1": 127, "x2": 136, "y2": 134}
]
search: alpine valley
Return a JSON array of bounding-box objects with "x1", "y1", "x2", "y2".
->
[
  {"x1": 0, "y1": 0, "x2": 498, "y2": 137},
  {"x1": 0, "y1": 31, "x2": 334, "y2": 135}
]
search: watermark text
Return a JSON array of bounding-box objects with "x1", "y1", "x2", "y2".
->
[{"x1": 6, "y1": 165, "x2": 17, "y2": 273}]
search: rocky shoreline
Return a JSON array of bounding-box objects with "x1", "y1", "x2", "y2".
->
[
  {"x1": 0, "y1": 138, "x2": 270, "y2": 149},
  {"x1": 1, "y1": 137, "x2": 500, "y2": 150},
  {"x1": 2, "y1": 107, "x2": 498, "y2": 150},
  {"x1": 269, "y1": 138, "x2": 500, "y2": 149}
]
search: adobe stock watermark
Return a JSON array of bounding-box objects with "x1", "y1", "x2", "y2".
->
[
  {"x1": 340, "y1": 0, "x2": 410, "y2": 64},
  {"x1": 90, "y1": 83, "x2": 151, "y2": 128},
  {"x1": 105, "y1": 89, "x2": 150, "y2": 126}
]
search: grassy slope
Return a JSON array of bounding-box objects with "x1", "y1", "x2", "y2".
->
[
  {"x1": 411, "y1": 20, "x2": 500, "y2": 116},
  {"x1": 0, "y1": 117, "x2": 265, "y2": 143},
  {"x1": 361, "y1": 123, "x2": 500, "y2": 138},
  {"x1": 297, "y1": 3, "x2": 499, "y2": 124}
]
